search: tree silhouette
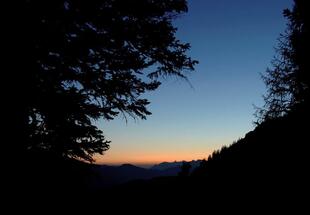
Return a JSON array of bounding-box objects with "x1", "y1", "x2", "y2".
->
[
  {"x1": 256, "y1": 0, "x2": 309, "y2": 122},
  {"x1": 178, "y1": 162, "x2": 191, "y2": 177},
  {"x1": 14, "y1": 0, "x2": 197, "y2": 162},
  {"x1": 191, "y1": 159, "x2": 208, "y2": 176}
]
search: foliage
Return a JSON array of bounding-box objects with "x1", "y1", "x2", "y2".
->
[
  {"x1": 15, "y1": 0, "x2": 197, "y2": 161},
  {"x1": 256, "y1": 0, "x2": 309, "y2": 122}
]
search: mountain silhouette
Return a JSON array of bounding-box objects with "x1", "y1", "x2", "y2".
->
[
  {"x1": 79, "y1": 103, "x2": 308, "y2": 212},
  {"x1": 88, "y1": 163, "x2": 181, "y2": 189},
  {"x1": 151, "y1": 160, "x2": 202, "y2": 171},
  {"x1": 8, "y1": 106, "x2": 308, "y2": 212}
]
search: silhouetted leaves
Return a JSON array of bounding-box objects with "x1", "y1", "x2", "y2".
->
[
  {"x1": 14, "y1": 0, "x2": 197, "y2": 161},
  {"x1": 256, "y1": 0, "x2": 309, "y2": 122}
]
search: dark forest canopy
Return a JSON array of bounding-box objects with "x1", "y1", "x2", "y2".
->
[
  {"x1": 14, "y1": 0, "x2": 197, "y2": 162},
  {"x1": 256, "y1": 0, "x2": 309, "y2": 122}
]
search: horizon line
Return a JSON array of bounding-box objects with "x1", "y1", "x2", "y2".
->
[{"x1": 95, "y1": 158, "x2": 205, "y2": 168}]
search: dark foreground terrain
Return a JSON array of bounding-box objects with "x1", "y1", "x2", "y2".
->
[{"x1": 5, "y1": 104, "x2": 309, "y2": 212}]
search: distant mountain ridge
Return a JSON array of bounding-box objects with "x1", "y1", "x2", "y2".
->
[
  {"x1": 90, "y1": 162, "x2": 183, "y2": 188},
  {"x1": 88, "y1": 160, "x2": 204, "y2": 189},
  {"x1": 150, "y1": 160, "x2": 202, "y2": 171}
]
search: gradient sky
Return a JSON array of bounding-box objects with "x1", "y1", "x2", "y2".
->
[{"x1": 95, "y1": 0, "x2": 293, "y2": 167}]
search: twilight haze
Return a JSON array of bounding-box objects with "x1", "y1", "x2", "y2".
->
[{"x1": 95, "y1": 0, "x2": 292, "y2": 166}]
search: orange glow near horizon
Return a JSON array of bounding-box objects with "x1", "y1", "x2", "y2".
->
[
  {"x1": 94, "y1": 150, "x2": 212, "y2": 166},
  {"x1": 93, "y1": 127, "x2": 237, "y2": 167}
]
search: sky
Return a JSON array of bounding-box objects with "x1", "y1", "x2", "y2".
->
[{"x1": 95, "y1": 0, "x2": 293, "y2": 167}]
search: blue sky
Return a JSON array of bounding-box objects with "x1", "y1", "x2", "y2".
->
[{"x1": 96, "y1": 0, "x2": 293, "y2": 166}]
